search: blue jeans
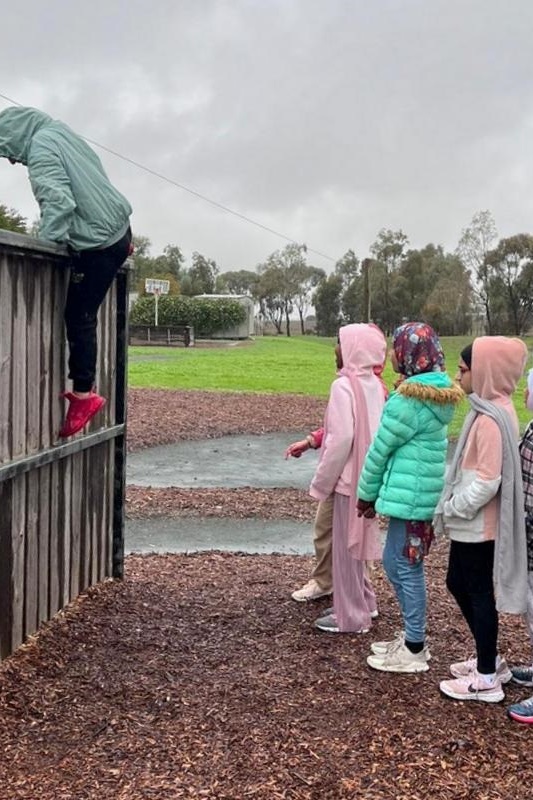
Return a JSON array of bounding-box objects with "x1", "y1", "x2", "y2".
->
[{"x1": 383, "y1": 517, "x2": 427, "y2": 642}]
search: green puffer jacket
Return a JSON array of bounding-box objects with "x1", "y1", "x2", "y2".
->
[
  {"x1": 0, "y1": 106, "x2": 131, "y2": 250},
  {"x1": 357, "y1": 372, "x2": 464, "y2": 520}
]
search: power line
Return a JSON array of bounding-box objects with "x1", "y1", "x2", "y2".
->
[{"x1": 0, "y1": 91, "x2": 337, "y2": 263}]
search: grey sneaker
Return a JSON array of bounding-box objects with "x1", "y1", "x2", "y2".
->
[
  {"x1": 323, "y1": 606, "x2": 378, "y2": 619},
  {"x1": 511, "y1": 666, "x2": 533, "y2": 687},
  {"x1": 314, "y1": 614, "x2": 369, "y2": 634}
]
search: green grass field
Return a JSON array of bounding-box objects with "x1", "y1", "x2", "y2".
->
[{"x1": 129, "y1": 335, "x2": 533, "y2": 437}]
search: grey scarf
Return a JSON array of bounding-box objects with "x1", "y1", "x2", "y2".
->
[{"x1": 436, "y1": 393, "x2": 527, "y2": 614}]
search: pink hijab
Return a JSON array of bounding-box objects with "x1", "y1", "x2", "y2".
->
[{"x1": 337, "y1": 323, "x2": 387, "y2": 559}]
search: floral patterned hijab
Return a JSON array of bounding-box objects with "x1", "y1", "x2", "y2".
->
[{"x1": 393, "y1": 322, "x2": 444, "y2": 377}]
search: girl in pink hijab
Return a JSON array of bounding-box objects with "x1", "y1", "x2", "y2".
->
[{"x1": 309, "y1": 323, "x2": 387, "y2": 633}]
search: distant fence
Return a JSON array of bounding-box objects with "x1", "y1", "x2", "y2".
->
[
  {"x1": 0, "y1": 230, "x2": 129, "y2": 659},
  {"x1": 129, "y1": 324, "x2": 193, "y2": 347}
]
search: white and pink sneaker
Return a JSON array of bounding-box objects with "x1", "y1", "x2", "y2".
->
[
  {"x1": 440, "y1": 670, "x2": 505, "y2": 703},
  {"x1": 449, "y1": 655, "x2": 512, "y2": 684}
]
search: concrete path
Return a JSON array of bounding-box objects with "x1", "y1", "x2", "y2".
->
[
  {"x1": 126, "y1": 433, "x2": 455, "y2": 556},
  {"x1": 127, "y1": 432, "x2": 319, "y2": 489},
  {"x1": 127, "y1": 432, "x2": 317, "y2": 555}
]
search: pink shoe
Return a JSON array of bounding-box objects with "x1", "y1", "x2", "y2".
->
[
  {"x1": 440, "y1": 670, "x2": 505, "y2": 703},
  {"x1": 449, "y1": 656, "x2": 512, "y2": 683},
  {"x1": 59, "y1": 392, "x2": 106, "y2": 437}
]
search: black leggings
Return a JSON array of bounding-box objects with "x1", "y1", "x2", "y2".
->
[
  {"x1": 64, "y1": 229, "x2": 132, "y2": 392},
  {"x1": 446, "y1": 540, "x2": 498, "y2": 675}
]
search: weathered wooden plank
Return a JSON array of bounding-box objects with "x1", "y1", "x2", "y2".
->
[
  {"x1": 38, "y1": 465, "x2": 51, "y2": 624},
  {"x1": 24, "y1": 258, "x2": 41, "y2": 637},
  {"x1": 98, "y1": 447, "x2": 109, "y2": 582},
  {"x1": 24, "y1": 470, "x2": 39, "y2": 637},
  {"x1": 108, "y1": 282, "x2": 118, "y2": 426},
  {"x1": 0, "y1": 255, "x2": 13, "y2": 464},
  {"x1": 11, "y1": 474, "x2": 26, "y2": 651},
  {"x1": 79, "y1": 448, "x2": 91, "y2": 592},
  {"x1": 11, "y1": 258, "x2": 27, "y2": 459},
  {"x1": 40, "y1": 263, "x2": 53, "y2": 450},
  {"x1": 69, "y1": 452, "x2": 83, "y2": 599},
  {"x1": 60, "y1": 457, "x2": 72, "y2": 607},
  {"x1": 48, "y1": 461, "x2": 61, "y2": 617},
  {"x1": 26, "y1": 256, "x2": 41, "y2": 454},
  {"x1": 0, "y1": 481, "x2": 13, "y2": 658},
  {"x1": 51, "y1": 266, "x2": 66, "y2": 440},
  {"x1": 107, "y1": 439, "x2": 115, "y2": 576}
]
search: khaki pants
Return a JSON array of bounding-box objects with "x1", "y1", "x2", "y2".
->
[{"x1": 311, "y1": 494, "x2": 333, "y2": 590}]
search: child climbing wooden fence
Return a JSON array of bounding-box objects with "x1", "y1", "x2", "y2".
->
[{"x1": 0, "y1": 230, "x2": 129, "y2": 659}]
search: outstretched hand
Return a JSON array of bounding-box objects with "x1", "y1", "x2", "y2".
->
[
  {"x1": 356, "y1": 498, "x2": 376, "y2": 518},
  {"x1": 284, "y1": 439, "x2": 309, "y2": 460}
]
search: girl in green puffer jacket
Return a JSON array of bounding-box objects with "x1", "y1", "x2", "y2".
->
[{"x1": 357, "y1": 322, "x2": 463, "y2": 674}]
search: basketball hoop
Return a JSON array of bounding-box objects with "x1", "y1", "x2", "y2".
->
[{"x1": 145, "y1": 279, "x2": 169, "y2": 327}]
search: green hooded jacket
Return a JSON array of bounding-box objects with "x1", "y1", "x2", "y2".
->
[
  {"x1": 0, "y1": 106, "x2": 132, "y2": 250},
  {"x1": 357, "y1": 371, "x2": 464, "y2": 520}
]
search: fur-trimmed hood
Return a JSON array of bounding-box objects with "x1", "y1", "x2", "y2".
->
[{"x1": 397, "y1": 371, "x2": 464, "y2": 424}]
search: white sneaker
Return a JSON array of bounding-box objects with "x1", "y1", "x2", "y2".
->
[
  {"x1": 291, "y1": 579, "x2": 332, "y2": 602},
  {"x1": 370, "y1": 630, "x2": 404, "y2": 656},
  {"x1": 367, "y1": 641, "x2": 429, "y2": 673},
  {"x1": 449, "y1": 655, "x2": 512, "y2": 684}
]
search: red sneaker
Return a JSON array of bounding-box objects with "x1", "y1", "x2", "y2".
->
[{"x1": 59, "y1": 392, "x2": 106, "y2": 438}]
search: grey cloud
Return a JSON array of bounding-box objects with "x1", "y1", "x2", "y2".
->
[{"x1": 1, "y1": 0, "x2": 533, "y2": 269}]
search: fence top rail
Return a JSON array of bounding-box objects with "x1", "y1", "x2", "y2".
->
[{"x1": 0, "y1": 229, "x2": 68, "y2": 259}]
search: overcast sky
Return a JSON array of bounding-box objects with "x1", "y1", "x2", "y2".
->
[{"x1": 1, "y1": 0, "x2": 533, "y2": 272}]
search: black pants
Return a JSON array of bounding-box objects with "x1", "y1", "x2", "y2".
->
[
  {"x1": 64, "y1": 229, "x2": 132, "y2": 392},
  {"x1": 446, "y1": 540, "x2": 498, "y2": 675}
]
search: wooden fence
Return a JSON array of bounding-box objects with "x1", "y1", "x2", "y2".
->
[{"x1": 0, "y1": 230, "x2": 129, "y2": 659}]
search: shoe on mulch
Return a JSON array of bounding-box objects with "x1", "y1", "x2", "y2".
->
[
  {"x1": 368, "y1": 641, "x2": 429, "y2": 673},
  {"x1": 314, "y1": 613, "x2": 369, "y2": 635},
  {"x1": 510, "y1": 666, "x2": 533, "y2": 687},
  {"x1": 449, "y1": 656, "x2": 512, "y2": 684},
  {"x1": 507, "y1": 695, "x2": 533, "y2": 723},
  {"x1": 322, "y1": 606, "x2": 378, "y2": 618},
  {"x1": 291, "y1": 579, "x2": 332, "y2": 603},
  {"x1": 440, "y1": 670, "x2": 505, "y2": 703},
  {"x1": 59, "y1": 391, "x2": 106, "y2": 438}
]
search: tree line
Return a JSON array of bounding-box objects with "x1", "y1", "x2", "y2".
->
[{"x1": 2, "y1": 204, "x2": 532, "y2": 337}]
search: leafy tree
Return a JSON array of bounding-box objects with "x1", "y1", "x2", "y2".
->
[
  {"x1": 335, "y1": 250, "x2": 363, "y2": 324},
  {"x1": 370, "y1": 229, "x2": 409, "y2": 333},
  {"x1": 314, "y1": 274, "x2": 343, "y2": 336},
  {"x1": 0, "y1": 204, "x2": 27, "y2": 233},
  {"x1": 486, "y1": 234, "x2": 533, "y2": 335},
  {"x1": 456, "y1": 210, "x2": 498, "y2": 333},
  {"x1": 186, "y1": 251, "x2": 219, "y2": 295},
  {"x1": 335, "y1": 249, "x2": 360, "y2": 291},
  {"x1": 421, "y1": 254, "x2": 472, "y2": 335},
  {"x1": 255, "y1": 262, "x2": 287, "y2": 334},
  {"x1": 255, "y1": 243, "x2": 309, "y2": 336},
  {"x1": 292, "y1": 265, "x2": 325, "y2": 334},
  {"x1": 216, "y1": 269, "x2": 258, "y2": 295},
  {"x1": 132, "y1": 238, "x2": 185, "y2": 290}
]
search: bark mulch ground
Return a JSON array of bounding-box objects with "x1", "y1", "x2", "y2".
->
[
  {"x1": 128, "y1": 389, "x2": 326, "y2": 452},
  {"x1": 0, "y1": 546, "x2": 531, "y2": 799},
  {"x1": 126, "y1": 487, "x2": 314, "y2": 521},
  {"x1": 127, "y1": 389, "x2": 324, "y2": 520}
]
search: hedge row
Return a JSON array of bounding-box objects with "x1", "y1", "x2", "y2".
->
[{"x1": 130, "y1": 295, "x2": 247, "y2": 336}]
